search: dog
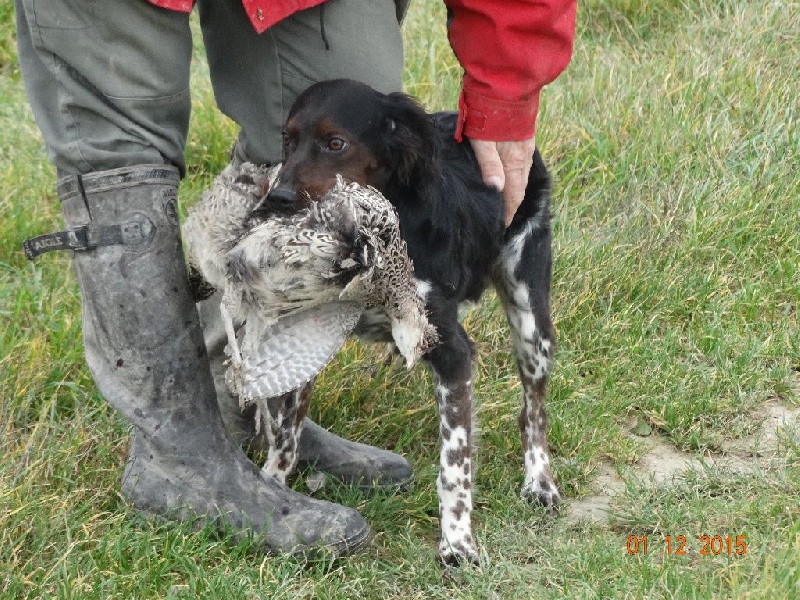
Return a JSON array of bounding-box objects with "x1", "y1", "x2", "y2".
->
[{"x1": 257, "y1": 79, "x2": 560, "y2": 565}]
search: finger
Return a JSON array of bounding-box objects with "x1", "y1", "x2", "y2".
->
[
  {"x1": 469, "y1": 139, "x2": 505, "y2": 192},
  {"x1": 502, "y1": 164, "x2": 527, "y2": 227},
  {"x1": 496, "y1": 139, "x2": 535, "y2": 226}
]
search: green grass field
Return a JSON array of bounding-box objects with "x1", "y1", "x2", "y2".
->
[{"x1": 2, "y1": 0, "x2": 799, "y2": 597}]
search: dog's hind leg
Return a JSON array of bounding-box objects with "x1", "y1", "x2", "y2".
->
[
  {"x1": 426, "y1": 310, "x2": 480, "y2": 565},
  {"x1": 494, "y1": 220, "x2": 561, "y2": 511},
  {"x1": 259, "y1": 380, "x2": 314, "y2": 484}
]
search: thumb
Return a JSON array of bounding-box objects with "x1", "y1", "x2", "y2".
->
[{"x1": 469, "y1": 139, "x2": 505, "y2": 192}]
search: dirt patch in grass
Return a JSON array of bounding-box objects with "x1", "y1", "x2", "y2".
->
[
  {"x1": 565, "y1": 400, "x2": 800, "y2": 525},
  {"x1": 719, "y1": 402, "x2": 800, "y2": 461}
]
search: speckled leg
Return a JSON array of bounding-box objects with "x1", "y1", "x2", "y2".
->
[
  {"x1": 427, "y1": 313, "x2": 480, "y2": 566},
  {"x1": 495, "y1": 221, "x2": 561, "y2": 510},
  {"x1": 260, "y1": 380, "x2": 314, "y2": 484}
]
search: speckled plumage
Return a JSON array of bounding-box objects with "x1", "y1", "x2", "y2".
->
[
  {"x1": 183, "y1": 165, "x2": 436, "y2": 441},
  {"x1": 183, "y1": 162, "x2": 279, "y2": 293}
]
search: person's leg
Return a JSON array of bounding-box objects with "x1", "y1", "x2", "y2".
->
[
  {"x1": 15, "y1": 0, "x2": 369, "y2": 555},
  {"x1": 16, "y1": 0, "x2": 192, "y2": 175},
  {"x1": 197, "y1": 0, "x2": 411, "y2": 487}
]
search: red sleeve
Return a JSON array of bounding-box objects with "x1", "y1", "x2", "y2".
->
[{"x1": 444, "y1": 0, "x2": 577, "y2": 142}]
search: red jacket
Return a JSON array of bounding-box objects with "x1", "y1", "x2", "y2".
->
[{"x1": 147, "y1": 0, "x2": 576, "y2": 141}]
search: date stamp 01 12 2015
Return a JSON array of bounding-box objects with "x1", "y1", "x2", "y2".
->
[{"x1": 626, "y1": 534, "x2": 748, "y2": 556}]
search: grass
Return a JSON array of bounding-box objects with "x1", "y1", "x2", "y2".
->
[{"x1": 2, "y1": 0, "x2": 799, "y2": 597}]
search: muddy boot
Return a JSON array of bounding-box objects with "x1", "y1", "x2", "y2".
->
[
  {"x1": 198, "y1": 293, "x2": 413, "y2": 490},
  {"x1": 55, "y1": 165, "x2": 370, "y2": 556}
]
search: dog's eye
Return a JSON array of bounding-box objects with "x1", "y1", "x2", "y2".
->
[{"x1": 326, "y1": 137, "x2": 347, "y2": 152}]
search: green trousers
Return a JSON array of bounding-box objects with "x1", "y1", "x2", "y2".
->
[{"x1": 15, "y1": 0, "x2": 404, "y2": 176}]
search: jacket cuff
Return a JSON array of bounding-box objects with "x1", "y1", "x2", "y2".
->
[{"x1": 455, "y1": 87, "x2": 540, "y2": 142}]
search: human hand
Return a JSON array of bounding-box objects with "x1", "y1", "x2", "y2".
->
[{"x1": 469, "y1": 137, "x2": 536, "y2": 227}]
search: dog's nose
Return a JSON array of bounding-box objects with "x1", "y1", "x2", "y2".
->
[{"x1": 267, "y1": 186, "x2": 297, "y2": 208}]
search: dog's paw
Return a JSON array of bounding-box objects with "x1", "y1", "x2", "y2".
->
[
  {"x1": 522, "y1": 474, "x2": 561, "y2": 514},
  {"x1": 439, "y1": 535, "x2": 480, "y2": 567}
]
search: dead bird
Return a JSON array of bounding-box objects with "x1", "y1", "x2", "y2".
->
[{"x1": 183, "y1": 167, "x2": 436, "y2": 479}]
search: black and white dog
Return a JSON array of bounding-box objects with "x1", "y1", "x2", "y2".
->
[{"x1": 263, "y1": 79, "x2": 560, "y2": 565}]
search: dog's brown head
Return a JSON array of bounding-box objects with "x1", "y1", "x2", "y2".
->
[{"x1": 261, "y1": 79, "x2": 438, "y2": 214}]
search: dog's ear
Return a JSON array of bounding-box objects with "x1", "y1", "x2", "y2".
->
[{"x1": 379, "y1": 92, "x2": 439, "y2": 190}]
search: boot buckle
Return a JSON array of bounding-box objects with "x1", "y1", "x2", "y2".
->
[
  {"x1": 22, "y1": 214, "x2": 155, "y2": 260},
  {"x1": 22, "y1": 226, "x2": 93, "y2": 259}
]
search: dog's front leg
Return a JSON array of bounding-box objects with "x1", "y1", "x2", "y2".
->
[
  {"x1": 428, "y1": 328, "x2": 480, "y2": 566},
  {"x1": 259, "y1": 380, "x2": 315, "y2": 484}
]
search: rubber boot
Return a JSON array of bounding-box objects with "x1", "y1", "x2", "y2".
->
[
  {"x1": 197, "y1": 294, "x2": 413, "y2": 490},
  {"x1": 58, "y1": 165, "x2": 370, "y2": 556}
]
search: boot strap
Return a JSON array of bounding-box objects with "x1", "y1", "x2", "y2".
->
[{"x1": 22, "y1": 214, "x2": 154, "y2": 260}]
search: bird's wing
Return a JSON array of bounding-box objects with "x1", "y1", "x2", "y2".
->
[{"x1": 235, "y1": 301, "x2": 363, "y2": 400}]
